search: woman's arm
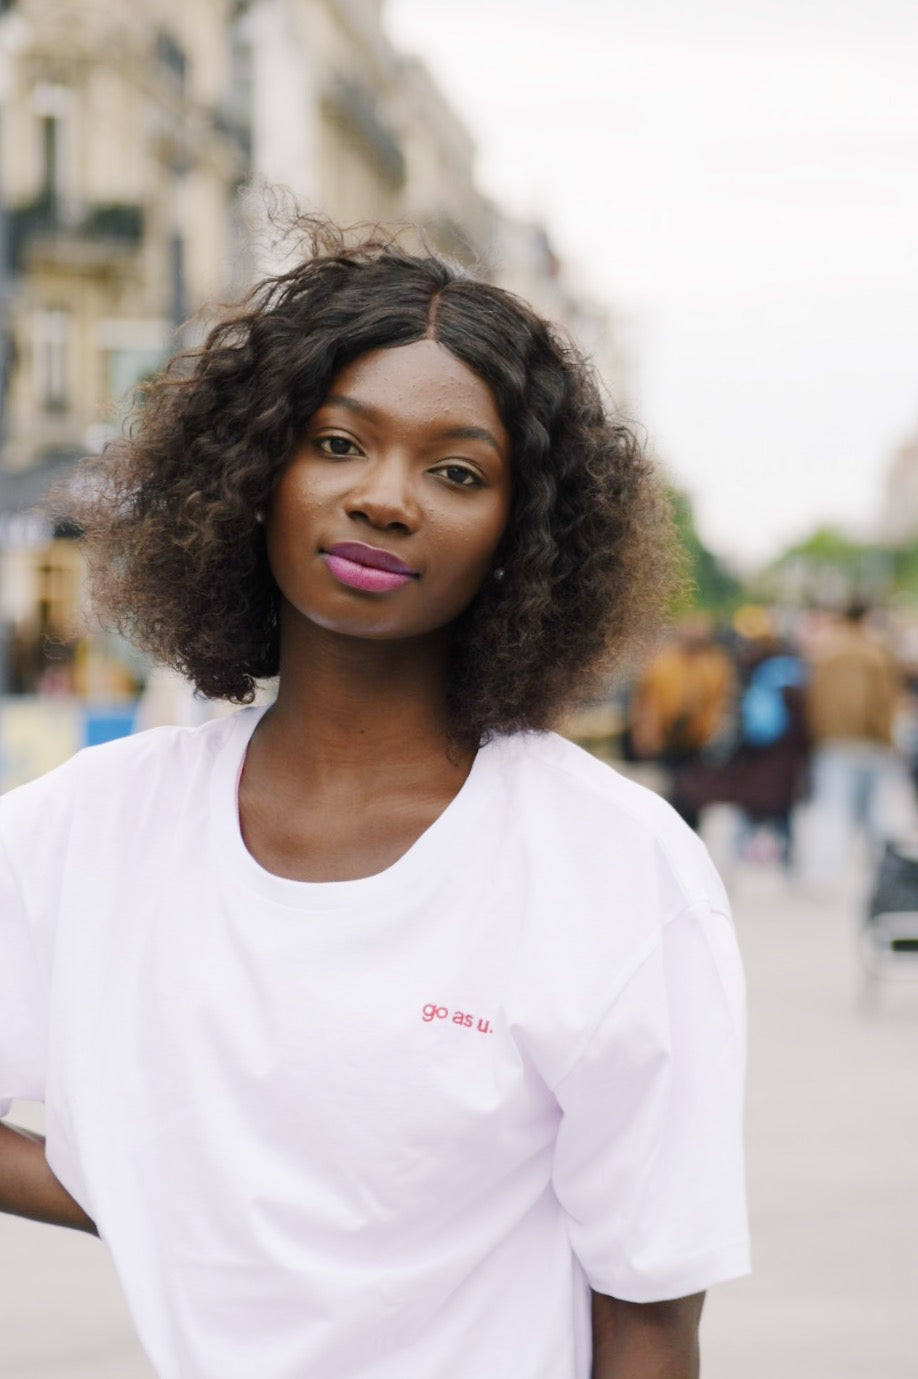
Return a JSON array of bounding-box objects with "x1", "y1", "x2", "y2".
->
[
  {"x1": 591, "y1": 1291, "x2": 705, "y2": 1379},
  {"x1": 0, "y1": 1121, "x2": 97, "y2": 1234}
]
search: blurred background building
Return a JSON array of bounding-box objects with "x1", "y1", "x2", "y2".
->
[
  {"x1": 0, "y1": 0, "x2": 247, "y2": 708},
  {"x1": 0, "y1": 0, "x2": 627, "y2": 782},
  {"x1": 880, "y1": 431, "x2": 918, "y2": 548},
  {"x1": 6, "y1": 0, "x2": 917, "y2": 791}
]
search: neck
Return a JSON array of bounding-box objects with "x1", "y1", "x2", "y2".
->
[{"x1": 260, "y1": 619, "x2": 463, "y2": 779}]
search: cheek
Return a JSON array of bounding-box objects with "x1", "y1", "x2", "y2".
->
[
  {"x1": 265, "y1": 471, "x2": 325, "y2": 554},
  {"x1": 436, "y1": 511, "x2": 508, "y2": 602},
  {"x1": 469, "y1": 502, "x2": 510, "y2": 573},
  {"x1": 449, "y1": 491, "x2": 509, "y2": 558},
  {"x1": 265, "y1": 508, "x2": 313, "y2": 594}
]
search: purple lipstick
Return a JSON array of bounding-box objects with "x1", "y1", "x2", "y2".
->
[{"x1": 322, "y1": 542, "x2": 417, "y2": 593}]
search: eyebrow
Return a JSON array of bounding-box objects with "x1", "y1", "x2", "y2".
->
[{"x1": 321, "y1": 395, "x2": 505, "y2": 457}]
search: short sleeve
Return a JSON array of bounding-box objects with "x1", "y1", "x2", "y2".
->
[
  {"x1": 0, "y1": 815, "x2": 50, "y2": 1118},
  {"x1": 551, "y1": 899, "x2": 750, "y2": 1302}
]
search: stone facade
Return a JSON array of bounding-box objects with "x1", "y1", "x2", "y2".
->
[{"x1": 238, "y1": 0, "x2": 492, "y2": 272}]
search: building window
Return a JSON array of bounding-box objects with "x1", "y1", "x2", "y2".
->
[
  {"x1": 33, "y1": 308, "x2": 71, "y2": 413},
  {"x1": 32, "y1": 83, "x2": 72, "y2": 217},
  {"x1": 97, "y1": 317, "x2": 171, "y2": 428},
  {"x1": 155, "y1": 29, "x2": 188, "y2": 87}
]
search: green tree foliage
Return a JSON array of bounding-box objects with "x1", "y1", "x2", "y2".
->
[
  {"x1": 751, "y1": 525, "x2": 903, "y2": 607},
  {"x1": 668, "y1": 486, "x2": 743, "y2": 614},
  {"x1": 781, "y1": 526, "x2": 869, "y2": 564}
]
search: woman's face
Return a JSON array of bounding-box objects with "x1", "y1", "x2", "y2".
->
[{"x1": 266, "y1": 339, "x2": 512, "y2": 644}]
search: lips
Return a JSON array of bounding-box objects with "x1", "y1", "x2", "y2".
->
[
  {"x1": 321, "y1": 542, "x2": 418, "y2": 594},
  {"x1": 323, "y1": 542, "x2": 416, "y2": 576}
]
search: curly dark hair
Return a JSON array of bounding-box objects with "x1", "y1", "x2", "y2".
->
[{"x1": 67, "y1": 218, "x2": 679, "y2": 748}]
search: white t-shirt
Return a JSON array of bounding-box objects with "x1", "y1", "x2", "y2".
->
[{"x1": 0, "y1": 708, "x2": 749, "y2": 1379}]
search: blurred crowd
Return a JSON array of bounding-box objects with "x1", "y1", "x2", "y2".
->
[{"x1": 624, "y1": 603, "x2": 918, "y2": 887}]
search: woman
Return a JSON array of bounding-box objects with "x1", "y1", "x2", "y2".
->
[{"x1": 0, "y1": 221, "x2": 749, "y2": 1378}]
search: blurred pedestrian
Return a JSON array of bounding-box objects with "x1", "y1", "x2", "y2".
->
[
  {"x1": 0, "y1": 219, "x2": 748, "y2": 1379},
  {"x1": 627, "y1": 614, "x2": 736, "y2": 771},
  {"x1": 804, "y1": 602, "x2": 911, "y2": 886},
  {"x1": 672, "y1": 632, "x2": 810, "y2": 866}
]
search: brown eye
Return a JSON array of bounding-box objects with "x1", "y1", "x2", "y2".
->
[
  {"x1": 436, "y1": 464, "x2": 481, "y2": 488},
  {"x1": 317, "y1": 435, "x2": 360, "y2": 457}
]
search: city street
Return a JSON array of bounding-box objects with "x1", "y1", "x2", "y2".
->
[{"x1": 2, "y1": 840, "x2": 917, "y2": 1378}]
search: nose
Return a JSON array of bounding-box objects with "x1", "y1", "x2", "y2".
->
[{"x1": 344, "y1": 456, "x2": 419, "y2": 534}]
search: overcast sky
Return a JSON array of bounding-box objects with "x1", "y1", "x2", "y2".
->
[{"x1": 384, "y1": 0, "x2": 918, "y2": 570}]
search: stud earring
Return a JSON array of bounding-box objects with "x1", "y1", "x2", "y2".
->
[
  {"x1": 493, "y1": 566, "x2": 505, "y2": 583},
  {"x1": 254, "y1": 509, "x2": 265, "y2": 525}
]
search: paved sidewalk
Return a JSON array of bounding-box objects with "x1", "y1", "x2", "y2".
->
[
  {"x1": 2, "y1": 854, "x2": 916, "y2": 1377},
  {"x1": 701, "y1": 851, "x2": 918, "y2": 1379},
  {"x1": 0, "y1": 1164, "x2": 154, "y2": 1378}
]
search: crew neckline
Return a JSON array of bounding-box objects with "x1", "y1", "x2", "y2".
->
[{"x1": 209, "y1": 706, "x2": 496, "y2": 913}]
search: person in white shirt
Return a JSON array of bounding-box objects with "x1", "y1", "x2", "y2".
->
[{"x1": 0, "y1": 218, "x2": 749, "y2": 1379}]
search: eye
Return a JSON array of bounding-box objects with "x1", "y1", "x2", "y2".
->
[
  {"x1": 315, "y1": 434, "x2": 361, "y2": 457},
  {"x1": 433, "y1": 463, "x2": 483, "y2": 488}
]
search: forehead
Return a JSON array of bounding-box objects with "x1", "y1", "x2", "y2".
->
[{"x1": 321, "y1": 340, "x2": 506, "y2": 437}]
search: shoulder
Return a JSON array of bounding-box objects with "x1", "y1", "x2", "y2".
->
[
  {"x1": 490, "y1": 729, "x2": 700, "y2": 839},
  {"x1": 485, "y1": 730, "x2": 729, "y2": 917},
  {"x1": 482, "y1": 733, "x2": 737, "y2": 1088}
]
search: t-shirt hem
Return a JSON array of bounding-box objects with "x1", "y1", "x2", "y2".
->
[{"x1": 584, "y1": 1237, "x2": 751, "y2": 1303}]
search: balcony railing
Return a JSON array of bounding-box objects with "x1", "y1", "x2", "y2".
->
[
  {"x1": 5, "y1": 199, "x2": 144, "y2": 273},
  {"x1": 322, "y1": 77, "x2": 406, "y2": 190}
]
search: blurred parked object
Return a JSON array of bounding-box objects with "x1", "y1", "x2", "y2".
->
[{"x1": 861, "y1": 839, "x2": 918, "y2": 994}]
